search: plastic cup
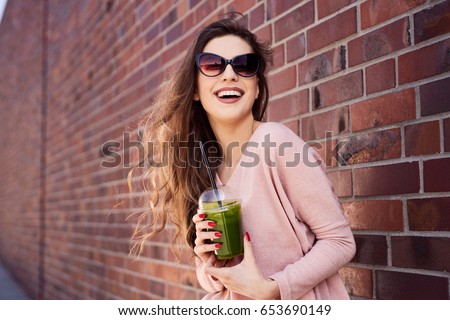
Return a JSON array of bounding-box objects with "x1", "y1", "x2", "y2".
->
[{"x1": 198, "y1": 186, "x2": 243, "y2": 259}]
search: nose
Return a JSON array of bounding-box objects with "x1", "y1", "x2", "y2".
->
[{"x1": 221, "y1": 63, "x2": 238, "y2": 81}]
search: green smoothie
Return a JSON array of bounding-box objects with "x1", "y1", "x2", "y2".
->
[{"x1": 202, "y1": 200, "x2": 243, "y2": 259}]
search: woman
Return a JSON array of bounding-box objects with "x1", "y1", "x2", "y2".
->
[{"x1": 130, "y1": 16, "x2": 356, "y2": 300}]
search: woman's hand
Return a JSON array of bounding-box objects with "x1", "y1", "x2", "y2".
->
[
  {"x1": 192, "y1": 212, "x2": 222, "y2": 264},
  {"x1": 204, "y1": 232, "x2": 281, "y2": 300}
]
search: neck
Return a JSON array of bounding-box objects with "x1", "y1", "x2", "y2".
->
[{"x1": 209, "y1": 116, "x2": 255, "y2": 168}]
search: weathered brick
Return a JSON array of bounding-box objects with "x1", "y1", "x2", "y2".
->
[
  {"x1": 268, "y1": 65, "x2": 297, "y2": 96},
  {"x1": 272, "y1": 43, "x2": 285, "y2": 69},
  {"x1": 339, "y1": 128, "x2": 401, "y2": 165},
  {"x1": 353, "y1": 162, "x2": 420, "y2": 196},
  {"x1": 405, "y1": 121, "x2": 440, "y2": 156},
  {"x1": 327, "y1": 169, "x2": 352, "y2": 197},
  {"x1": 267, "y1": 90, "x2": 308, "y2": 122},
  {"x1": 317, "y1": 0, "x2": 357, "y2": 19},
  {"x1": 249, "y1": 3, "x2": 265, "y2": 30},
  {"x1": 365, "y1": 59, "x2": 395, "y2": 94},
  {"x1": 298, "y1": 47, "x2": 345, "y2": 86},
  {"x1": 392, "y1": 236, "x2": 450, "y2": 272},
  {"x1": 420, "y1": 77, "x2": 450, "y2": 116},
  {"x1": 361, "y1": 0, "x2": 426, "y2": 29},
  {"x1": 348, "y1": 18, "x2": 410, "y2": 67},
  {"x1": 339, "y1": 267, "x2": 373, "y2": 298},
  {"x1": 313, "y1": 70, "x2": 363, "y2": 108},
  {"x1": 267, "y1": 0, "x2": 307, "y2": 19},
  {"x1": 302, "y1": 106, "x2": 348, "y2": 140},
  {"x1": 414, "y1": 0, "x2": 450, "y2": 43},
  {"x1": 423, "y1": 157, "x2": 450, "y2": 192},
  {"x1": 376, "y1": 271, "x2": 448, "y2": 299},
  {"x1": 274, "y1": 2, "x2": 314, "y2": 42},
  {"x1": 398, "y1": 39, "x2": 450, "y2": 85},
  {"x1": 408, "y1": 197, "x2": 450, "y2": 231},
  {"x1": 286, "y1": 33, "x2": 306, "y2": 63},
  {"x1": 350, "y1": 88, "x2": 416, "y2": 132},
  {"x1": 307, "y1": 8, "x2": 357, "y2": 53},
  {"x1": 445, "y1": 118, "x2": 450, "y2": 152},
  {"x1": 352, "y1": 235, "x2": 387, "y2": 265},
  {"x1": 342, "y1": 200, "x2": 404, "y2": 230}
]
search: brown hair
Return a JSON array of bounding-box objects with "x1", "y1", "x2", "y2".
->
[{"x1": 129, "y1": 15, "x2": 273, "y2": 256}]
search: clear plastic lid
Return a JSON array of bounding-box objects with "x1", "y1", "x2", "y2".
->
[{"x1": 198, "y1": 185, "x2": 240, "y2": 210}]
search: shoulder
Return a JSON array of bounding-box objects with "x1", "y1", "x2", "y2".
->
[{"x1": 252, "y1": 122, "x2": 303, "y2": 145}]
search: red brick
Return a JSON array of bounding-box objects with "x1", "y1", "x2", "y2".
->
[
  {"x1": 353, "y1": 235, "x2": 387, "y2": 265},
  {"x1": 301, "y1": 106, "x2": 348, "y2": 140},
  {"x1": 313, "y1": 70, "x2": 363, "y2": 108},
  {"x1": 348, "y1": 18, "x2": 410, "y2": 67},
  {"x1": 267, "y1": 90, "x2": 308, "y2": 122},
  {"x1": 392, "y1": 236, "x2": 450, "y2": 272},
  {"x1": 361, "y1": 0, "x2": 426, "y2": 29},
  {"x1": 274, "y1": 2, "x2": 314, "y2": 42},
  {"x1": 249, "y1": 3, "x2": 265, "y2": 30},
  {"x1": 254, "y1": 24, "x2": 272, "y2": 44},
  {"x1": 445, "y1": 118, "x2": 450, "y2": 152},
  {"x1": 339, "y1": 129, "x2": 401, "y2": 165},
  {"x1": 327, "y1": 169, "x2": 352, "y2": 197},
  {"x1": 423, "y1": 157, "x2": 450, "y2": 192},
  {"x1": 307, "y1": 8, "x2": 357, "y2": 53},
  {"x1": 267, "y1": 0, "x2": 307, "y2": 18},
  {"x1": 398, "y1": 39, "x2": 450, "y2": 85},
  {"x1": 408, "y1": 197, "x2": 450, "y2": 231},
  {"x1": 268, "y1": 65, "x2": 297, "y2": 96},
  {"x1": 405, "y1": 121, "x2": 440, "y2": 156},
  {"x1": 420, "y1": 77, "x2": 450, "y2": 116},
  {"x1": 339, "y1": 267, "x2": 373, "y2": 298},
  {"x1": 310, "y1": 138, "x2": 339, "y2": 168},
  {"x1": 342, "y1": 200, "x2": 404, "y2": 230},
  {"x1": 272, "y1": 43, "x2": 285, "y2": 69},
  {"x1": 376, "y1": 271, "x2": 448, "y2": 299},
  {"x1": 317, "y1": 0, "x2": 357, "y2": 19},
  {"x1": 226, "y1": 0, "x2": 256, "y2": 14},
  {"x1": 298, "y1": 47, "x2": 345, "y2": 86},
  {"x1": 350, "y1": 88, "x2": 416, "y2": 132},
  {"x1": 284, "y1": 120, "x2": 299, "y2": 135},
  {"x1": 353, "y1": 162, "x2": 420, "y2": 196},
  {"x1": 286, "y1": 33, "x2": 306, "y2": 63},
  {"x1": 414, "y1": 0, "x2": 450, "y2": 43},
  {"x1": 365, "y1": 59, "x2": 395, "y2": 94}
]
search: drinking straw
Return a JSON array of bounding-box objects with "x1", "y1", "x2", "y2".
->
[{"x1": 199, "y1": 141, "x2": 223, "y2": 207}]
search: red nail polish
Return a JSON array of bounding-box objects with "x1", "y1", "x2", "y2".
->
[
  {"x1": 245, "y1": 232, "x2": 250, "y2": 241},
  {"x1": 214, "y1": 232, "x2": 222, "y2": 238},
  {"x1": 208, "y1": 222, "x2": 216, "y2": 228},
  {"x1": 215, "y1": 243, "x2": 222, "y2": 249},
  {"x1": 198, "y1": 213, "x2": 205, "y2": 219}
]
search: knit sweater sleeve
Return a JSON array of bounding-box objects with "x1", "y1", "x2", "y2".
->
[
  {"x1": 267, "y1": 125, "x2": 356, "y2": 300},
  {"x1": 195, "y1": 257, "x2": 225, "y2": 293}
]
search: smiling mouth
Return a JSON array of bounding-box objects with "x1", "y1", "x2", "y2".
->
[{"x1": 215, "y1": 89, "x2": 245, "y2": 100}]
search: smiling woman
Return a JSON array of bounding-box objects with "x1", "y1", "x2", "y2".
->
[{"x1": 129, "y1": 14, "x2": 355, "y2": 301}]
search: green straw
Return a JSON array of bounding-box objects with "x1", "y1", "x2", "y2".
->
[{"x1": 199, "y1": 141, "x2": 223, "y2": 207}]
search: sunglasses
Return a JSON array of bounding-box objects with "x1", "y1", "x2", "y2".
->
[{"x1": 195, "y1": 52, "x2": 260, "y2": 78}]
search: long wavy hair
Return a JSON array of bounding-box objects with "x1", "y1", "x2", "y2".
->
[{"x1": 129, "y1": 16, "x2": 273, "y2": 256}]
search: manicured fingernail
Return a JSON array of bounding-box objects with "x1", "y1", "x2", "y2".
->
[
  {"x1": 208, "y1": 222, "x2": 216, "y2": 227},
  {"x1": 215, "y1": 243, "x2": 222, "y2": 249},
  {"x1": 245, "y1": 232, "x2": 250, "y2": 241},
  {"x1": 214, "y1": 232, "x2": 222, "y2": 238},
  {"x1": 198, "y1": 213, "x2": 205, "y2": 219}
]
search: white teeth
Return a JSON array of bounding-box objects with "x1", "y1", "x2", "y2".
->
[{"x1": 217, "y1": 90, "x2": 242, "y2": 98}]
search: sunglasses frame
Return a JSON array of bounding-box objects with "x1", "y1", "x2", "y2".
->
[{"x1": 195, "y1": 52, "x2": 260, "y2": 78}]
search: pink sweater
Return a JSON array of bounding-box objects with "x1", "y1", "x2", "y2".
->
[{"x1": 196, "y1": 122, "x2": 356, "y2": 300}]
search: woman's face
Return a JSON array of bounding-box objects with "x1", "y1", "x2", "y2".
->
[{"x1": 194, "y1": 35, "x2": 259, "y2": 126}]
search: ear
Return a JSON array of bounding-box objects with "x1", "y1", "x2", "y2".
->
[
  {"x1": 193, "y1": 92, "x2": 200, "y2": 101},
  {"x1": 255, "y1": 80, "x2": 260, "y2": 100}
]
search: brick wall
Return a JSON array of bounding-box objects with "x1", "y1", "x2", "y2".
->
[{"x1": 0, "y1": 0, "x2": 449, "y2": 299}]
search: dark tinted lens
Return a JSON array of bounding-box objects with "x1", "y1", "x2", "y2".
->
[
  {"x1": 198, "y1": 54, "x2": 225, "y2": 76},
  {"x1": 232, "y1": 54, "x2": 259, "y2": 77}
]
